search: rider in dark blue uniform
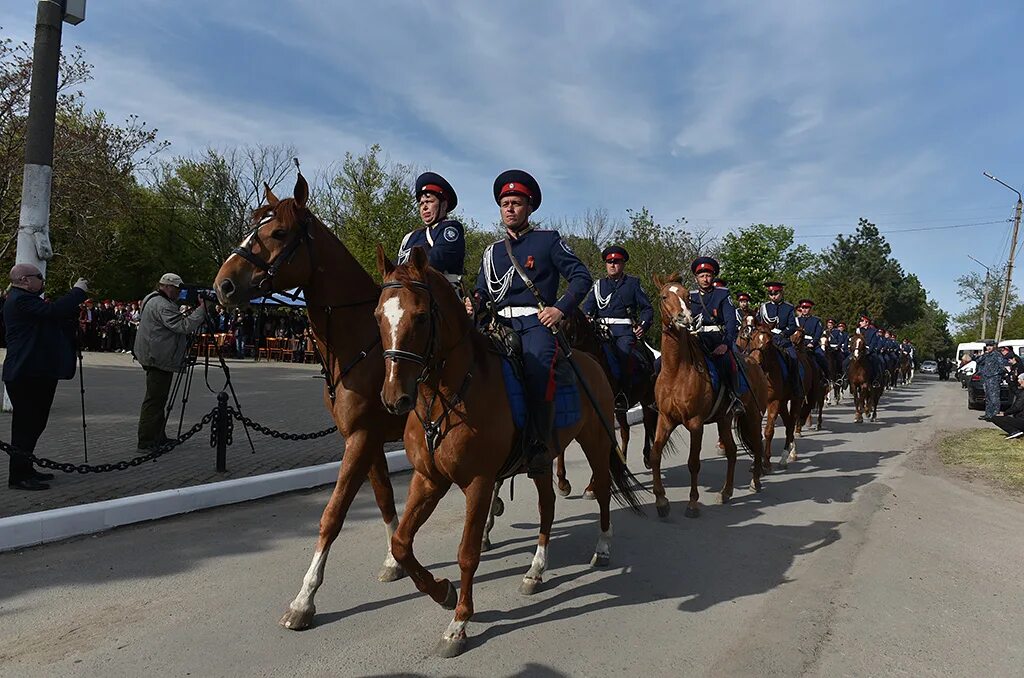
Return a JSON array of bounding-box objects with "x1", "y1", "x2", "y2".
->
[
  {"x1": 836, "y1": 321, "x2": 850, "y2": 356},
  {"x1": 398, "y1": 172, "x2": 465, "y2": 293},
  {"x1": 795, "y1": 299, "x2": 829, "y2": 374},
  {"x1": 758, "y1": 281, "x2": 801, "y2": 395},
  {"x1": 689, "y1": 257, "x2": 744, "y2": 411},
  {"x1": 472, "y1": 170, "x2": 592, "y2": 478},
  {"x1": 734, "y1": 291, "x2": 753, "y2": 326},
  {"x1": 847, "y1": 313, "x2": 885, "y2": 386},
  {"x1": 581, "y1": 245, "x2": 653, "y2": 399}
]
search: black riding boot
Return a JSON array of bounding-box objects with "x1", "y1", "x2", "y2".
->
[{"x1": 525, "y1": 400, "x2": 555, "y2": 479}]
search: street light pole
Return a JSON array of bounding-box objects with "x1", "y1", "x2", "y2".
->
[
  {"x1": 968, "y1": 255, "x2": 992, "y2": 339},
  {"x1": 984, "y1": 172, "x2": 1023, "y2": 342}
]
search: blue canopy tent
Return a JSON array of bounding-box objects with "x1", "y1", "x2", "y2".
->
[{"x1": 250, "y1": 287, "x2": 306, "y2": 307}]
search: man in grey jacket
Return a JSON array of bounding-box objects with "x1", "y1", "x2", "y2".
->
[{"x1": 134, "y1": 273, "x2": 211, "y2": 450}]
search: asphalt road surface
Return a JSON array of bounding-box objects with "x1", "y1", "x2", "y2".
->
[{"x1": 2, "y1": 377, "x2": 1021, "y2": 677}]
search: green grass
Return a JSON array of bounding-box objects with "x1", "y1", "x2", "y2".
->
[{"x1": 940, "y1": 428, "x2": 1024, "y2": 493}]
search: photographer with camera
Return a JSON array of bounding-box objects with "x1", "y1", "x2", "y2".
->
[
  {"x1": 3, "y1": 264, "x2": 89, "y2": 490},
  {"x1": 133, "y1": 273, "x2": 213, "y2": 451}
]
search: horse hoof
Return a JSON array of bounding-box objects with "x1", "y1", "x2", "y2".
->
[
  {"x1": 749, "y1": 479, "x2": 761, "y2": 493},
  {"x1": 787, "y1": 453, "x2": 798, "y2": 463},
  {"x1": 440, "y1": 580, "x2": 458, "y2": 610},
  {"x1": 684, "y1": 505, "x2": 700, "y2": 519},
  {"x1": 279, "y1": 606, "x2": 315, "y2": 631},
  {"x1": 492, "y1": 497, "x2": 505, "y2": 517},
  {"x1": 591, "y1": 552, "x2": 610, "y2": 567},
  {"x1": 778, "y1": 459, "x2": 788, "y2": 470},
  {"x1": 643, "y1": 455, "x2": 651, "y2": 470},
  {"x1": 480, "y1": 537, "x2": 492, "y2": 552},
  {"x1": 378, "y1": 564, "x2": 406, "y2": 583},
  {"x1": 718, "y1": 493, "x2": 731, "y2": 505},
  {"x1": 435, "y1": 634, "x2": 468, "y2": 658},
  {"x1": 655, "y1": 497, "x2": 671, "y2": 518},
  {"x1": 583, "y1": 489, "x2": 596, "y2": 500},
  {"x1": 556, "y1": 480, "x2": 571, "y2": 497},
  {"x1": 519, "y1": 577, "x2": 542, "y2": 595}
]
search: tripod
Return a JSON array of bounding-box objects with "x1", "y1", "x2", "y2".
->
[{"x1": 164, "y1": 328, "x2": 202, "y2": 439}]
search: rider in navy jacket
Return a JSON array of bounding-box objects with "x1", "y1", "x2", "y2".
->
[
  {"x1": 795, "y1": 299, "x2": 829, "y2": 373},
  {"x1": 582, "y1": 245, "x2": 653, "y2": 393},
  {"x1": 472, "y1": 170, "x2": 592, "y2": 478},
  {"x1": 758, "y1": 281, "x2": 801, "y2": 394},
  {"x1": 688, "y1": 256, "x2": 744, "y2": 409},
  {"x1": 398, "y1": 172, "x2": 465, "y2": 291}
]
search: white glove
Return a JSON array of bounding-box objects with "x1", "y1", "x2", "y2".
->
[{"x1": 74, "y1": 278, "x2": 89, "y2": 293}]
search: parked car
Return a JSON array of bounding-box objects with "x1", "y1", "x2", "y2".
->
[
  {"x1": 967, "y1": 373, "x2": 1012, "y2": 411},
  {"x1": 920, "y1": 360, "x2": 938, "y2": 374}
]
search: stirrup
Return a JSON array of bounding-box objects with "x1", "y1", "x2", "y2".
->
[
  {"x1": 614, "y1": 391, "x2": 630, "y2": 413},
  {"x1": 727, "y1": 393, "x2": 745, "y2": 415}
]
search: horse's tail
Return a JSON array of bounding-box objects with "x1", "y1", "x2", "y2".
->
[
  {"x1": 732, "y1": 413, "x2": 761, "y2": 459},
  {"x1": 609, "y1": 446, "x2": 647, "y2": 514}
]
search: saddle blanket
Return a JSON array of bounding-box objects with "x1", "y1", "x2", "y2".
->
[
  {"x1": 776, "y1": 352, "x2": 806, "y2": 384},
  {"x1": 706, "y1": 355, "x2": 750, "y2": 395},
  {"x1": 501, "y1": 359, "x2": 581, "y2": 430}
]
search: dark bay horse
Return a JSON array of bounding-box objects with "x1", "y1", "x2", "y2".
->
[
  {"x1": 375, "y1": 245, "x2": 643, "y2": 657},
  {"x1": 736, "y1": 315, "x2": 799, "y2": 472},
  {"x1": 821, "y1": 336, "x2": 846, "y2": 406},
  {"x1": 647, "y1": 275, "x2": 766, "y2": 518},
  {"x1": 848, "y1": 333, "x2": 882, "y2": 423},
  {"x1": 556, "y1": 308, "x2": 659, "y2": 496},
  {"x1": 791, "y1": 328, "x2": 827, "y2": 434},
  {"x1": 213, "y1": 174, "x2": 407, "y2": 632}
]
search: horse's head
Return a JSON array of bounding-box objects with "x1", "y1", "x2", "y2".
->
[
  {"x1": 375, "y1": 244, "x2": 442, "y2": 415},
  {"x1": 653, "y1": 273, "x2": 694, "y2": 331},
  {"x1": 850, "y1": 333, "x2": 866, "y2": 359},
  {"x1": 790, "y1": 327, "x2": 806, "y2": 348},
  {"x1": 819, "y1": 335, "x2": 829, "y2": 351},
  {"x1": 740, "y1": 316, "x2": 774, "y2": 354},
  {"x1": 214, "y1": 174, "x2": 313, "y2": 307}
]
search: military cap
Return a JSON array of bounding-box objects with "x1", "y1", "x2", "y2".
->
[
  {"x1": 797, "y1": 299, "x2": 815, "y2": 309},
  {"x1": 494, "y1": 169, "x2": 541, "y2": 210},
  {"x1": 691, "y1": 256, "x2": 720, "y2": 276},
  {"x1": 736, "y1": 292, "x2": 752, "y2": 301},
  {"x1": 984, "y1": 339, "x2": 997, "y2": 346},
  {"x1": 601, "y1": 245, "x2": 629, "y2": 262},
  {"x1": 765, "y1": 281, "x2": 785, "y2": 292},
  {"x1": 713, "y1": 278, "x2": 728, "y2": 288},
  {"x1": 838, "y1": 321, "x2": 847, "y2": 328},
  {"x1": 415, "y1": 172, "x2": 457, "y2": 211}
]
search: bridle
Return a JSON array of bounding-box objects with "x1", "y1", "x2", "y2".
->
[
  {"x1": 380, "y1": 279, "x2": 441, "y2": 384},
  {"x1": 231, "y1": 209, "x2": 312, "y2": 294}
]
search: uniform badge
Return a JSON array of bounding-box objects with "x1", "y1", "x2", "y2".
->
[
  {"x1": 526, "y1": 255, "x2": 535, "y2": 269},
  {"x1": 443, "y1": 226, "x2": 458, "y2": 242}
]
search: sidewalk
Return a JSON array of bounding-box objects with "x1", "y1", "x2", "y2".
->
[{"x1": 0, "y1": 350, "x2": 395, "y2": 518}]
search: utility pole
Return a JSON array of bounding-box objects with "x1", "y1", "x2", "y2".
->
[
  {"x1": 3, "y1": 0, "x2": 86, "y2": 413},
  {"x1": 968, "y1": 255, "x2": 993, "y2": 339},
  {"x1": 984, "y1": 172, "x2": 1023, "y2": 342}
]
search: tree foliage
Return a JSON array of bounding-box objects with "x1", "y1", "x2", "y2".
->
[{"x1": 718, "y1": 224, "x2": 816, "y2": 302}]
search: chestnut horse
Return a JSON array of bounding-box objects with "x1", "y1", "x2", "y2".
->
[
  {"x1": 374, "y1": 245, "x2": 642, "y2": 657},
  {"x1": 647, "y1": 275, "x2": 767, "y2": 518},
  {"x1": 735, "y1": 315, "x2": 799, "y2": 472},
  {"x1": 555, "y1": 309, "x2": 659, "y2": 496},
  {"x1": 213, "y1": 174, "x2": 406, "y2": 632},
  {"x1": 848, "y1": 333, "x2": 882, "y2": 422},
  {"x1": 791, "y1": 328, "x2": 827, "y2": 434}
]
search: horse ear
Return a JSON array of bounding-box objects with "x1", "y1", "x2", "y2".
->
[
  {"x1": 264, "y1": 182, "x2": 280, "y2": 207},
  {"x1": 294, "y1": 173, "x2": 309, "y2": 207},
  {"x1": 652, "y1": 273, "x2": 664, "y2": 288},
  {"x1": 375, "y1": 243, "x2": 395, "y2": 277},
  {"x1": 409, "y1": 245, "x2": 429, "y2": 272}
]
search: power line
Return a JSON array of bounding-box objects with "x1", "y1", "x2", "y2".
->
[{"x1": 792, "y1": 219, "x2": 1010, "y2": 240}]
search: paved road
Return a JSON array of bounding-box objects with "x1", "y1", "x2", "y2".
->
[
  {"x1": 1, "y1": 377, "x2": 1021, "y2": 677},
  {"x1": 0, "y1": 351, "x2": 398, "y2": 517}
]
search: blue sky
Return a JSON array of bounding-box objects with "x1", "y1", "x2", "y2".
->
[{"x1": 2, "y1": 1, "x2": 1022, "y2": 321}]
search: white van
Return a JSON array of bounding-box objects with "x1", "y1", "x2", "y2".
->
[
  {"x1": 956, "y1": 341, "x2": 985, "y2": 360},
  {"x1": 997, "y1": 339, "x2": 1024, "y2": 353}
]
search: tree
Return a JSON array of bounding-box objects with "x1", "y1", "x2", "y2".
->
[
  {"x1": 718, "y1": 223, "x2": 816, "y2": 302},
  {"x1": 951, "y1": 267, "x2": 1013, "y2": 341}
]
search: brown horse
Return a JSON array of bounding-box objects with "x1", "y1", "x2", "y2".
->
[
  {"x1": 899, "y1": 351, "x2": 913, "y2": 385},
  {"x1": 735, "y1": 314, "x2": 799, "y2": 472},
  {"x1": 791, "y1": 328, "x2": 827, "y2": 434},
  {"x1": 848, "y1": 333, "x2": 882, "y2": 423},
  {"x1": 820, "y1": 335, "x2": 846, "y2": 406},
  {"x1": 375, "y1": 245, "x2": 643, "y2": 657},
  {"x1": 647, "y1": 275, "x2": 766, "y2": 518},
  {"x1": 555, "y1": 309, "x2": 659, "y2": 496},
  {"x1": 213, "y1": 174, "x2": 407, "y2": 632}
]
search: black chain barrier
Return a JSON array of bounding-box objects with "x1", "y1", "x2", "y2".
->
[{"x1": 1, "y1": 392, "x2": 339, "y2": 475}]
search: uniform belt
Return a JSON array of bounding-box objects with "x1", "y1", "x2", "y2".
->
[
  {"x1": 497, "y1": 306, "x2": 539, "y2": 318},
  {"x1": 597, "y1": 318, "x2": 633, "y2": 325},
  {"x1": 696, "y1": 325, "x2": 724, "y2": 333}
]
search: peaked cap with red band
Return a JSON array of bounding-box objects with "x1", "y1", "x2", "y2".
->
[
  {"x1": 690, "y1": 256, "x2": 720, "y2": 277},
  {"x1": 765, "y1": 281, "x2": 785, "y2": 292},
  {"x1": 797, "y1": 298, "x2": 815, "y2": 308},
  {"x1": 415, "y1": 171, "x2": 457, "y2": 211},
  {"x1": 493, "y1": 169, "x2": 542, "y2": 210},
  {"x1": 737, "y1": 292, "x2": 752, "y2": 301},
  {"x1": 601, "y1": 245, "x2": 629, "y2": 262},
  {"x1": 713, "y1": 278, "x2": 728, "y2": 288}
]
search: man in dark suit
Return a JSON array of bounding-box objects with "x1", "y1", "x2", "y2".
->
[{"x1": 3, "y1": 263, "x2": 89, "y2": 490}]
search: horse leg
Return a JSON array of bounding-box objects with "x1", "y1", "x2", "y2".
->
[
  {"x1": 780, "y1": 399, "x2": 797, "y2": 467},
  {"x1": 716, "y1": 418, "x2": 736, "y2": 504},
  {"x1": 740, "y1": 407, "x2": 763, "y2": 493},
  {"x1": 685, "y1": 425, "x2": 703, "y2": 518},
  {"x1": 367, "y1": 450, "x2": 405, "y2": 583},
  {"x1": 391, "y1": 471, "x2": 455, "y2": 610},
  {"x1": 555, "y1": 451, "x2": 572, "y2": 497},
  {"x1": 642, "y1": 402, "x2": 658, "y2": 469},
  {"x1": 435, "y1": 478, "x2": 492, "y2": 658},
  {"x1": 650, "y1": 415, "x2": 675, "y2": 518},
  {"x1": 521, "y1": 469, "x2": 557, "y2": 595},
  {"x1": 580, "y1": 431, "x2": 614, "y2": 567},
  {"x1": 481, "y1": 480, "x2": 502, "y2": 552},
  {"x1": 762, "y1": 401, "x2": 778, "y2": 474},
  {"x1": 279, "y1": 433, "x2": 376, "y2": 630}
]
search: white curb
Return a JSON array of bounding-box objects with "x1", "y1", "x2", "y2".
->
[{"x1": 0, "y1": 449, "x2": 412, "y2": 553}]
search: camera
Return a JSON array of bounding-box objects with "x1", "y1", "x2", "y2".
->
[{"x1": 178, "y1": 284, "x2": 218, "y2": 306}]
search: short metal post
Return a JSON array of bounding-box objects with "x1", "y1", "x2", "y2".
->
[{"x1": 216, "y1": 391, "x2": 228, "y2": 472}]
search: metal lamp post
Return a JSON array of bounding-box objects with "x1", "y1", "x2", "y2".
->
[
  {"x1": 967, "y1": 254, "x2": 994, "y2": 340},
  {"x1": 983, "y1": 172, "x2": 1024, "y2": 342}
]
